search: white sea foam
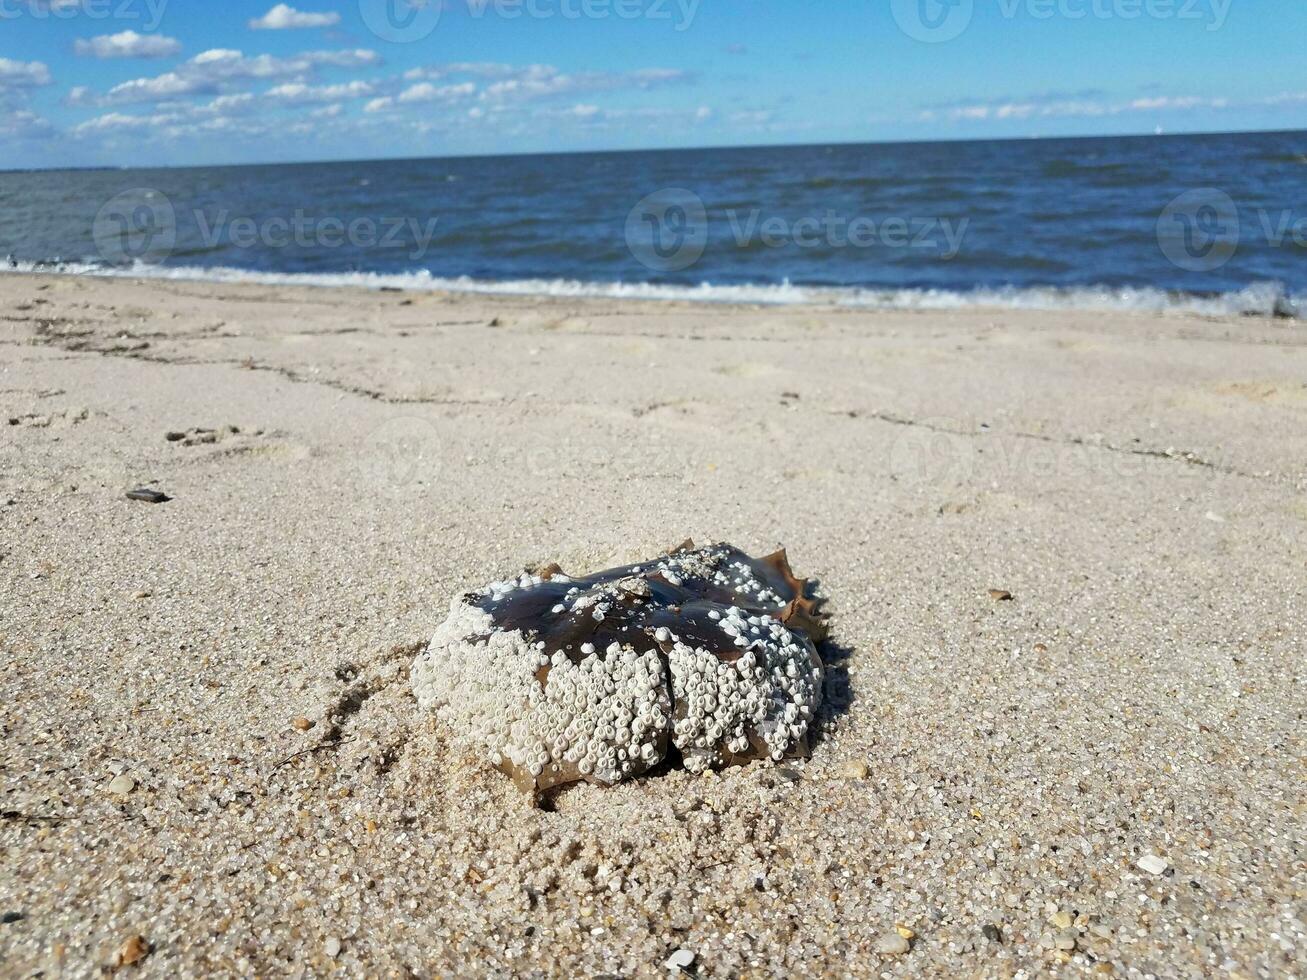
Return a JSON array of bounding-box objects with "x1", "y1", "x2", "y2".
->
[{"x1": 2, "y1": 259, "x2": 1299, "y2": 319}]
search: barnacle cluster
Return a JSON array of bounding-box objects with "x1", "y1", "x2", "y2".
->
[{"x1": 411, "y1": 542, "x2": 828, "y2": 796}]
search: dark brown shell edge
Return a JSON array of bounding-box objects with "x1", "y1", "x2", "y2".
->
[{"x1": 758, "y1": 546, "x2": 829, "y2": 643}]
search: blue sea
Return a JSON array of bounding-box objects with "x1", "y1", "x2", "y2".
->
[{"x1": 2, "y1": 130, "x2": 1304, "y2": 317}]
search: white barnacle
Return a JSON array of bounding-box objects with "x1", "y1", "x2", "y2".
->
[{"x1": 411, "y1": 544, "x2": 824, "y2": 794}]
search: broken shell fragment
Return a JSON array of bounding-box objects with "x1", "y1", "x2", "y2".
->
[{"x1": 411, "y1": 542, "x2": 828, "y2": 796}]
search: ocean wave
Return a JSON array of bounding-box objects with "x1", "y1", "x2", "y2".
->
[{"x1": 2, "y1": 258, "x2": 1300, "y2": 319}]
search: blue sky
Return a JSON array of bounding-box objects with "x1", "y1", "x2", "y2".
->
[{"x1": 2, "y1": 0, "x2": 1305, "y2": 168}]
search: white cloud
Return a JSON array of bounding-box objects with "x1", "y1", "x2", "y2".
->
[
  {"x1": 74, "y1": 110, "x2": 180, "y2": 133},
  {"x1": 0, "y1": 107, "x2": 55, "y2": 140},
  {"x1": 1128, "y1": 95, "x2": 1229, "y2": 111},
  {"x1": 73, "y1": 108, "x2": 272, "y2": 140},
  {"x1": 249, "y1": 4, "x2": 340, "y2": 29},
  {"x1": 267, "y1": 80, "x2": 375, "y2": 103},
  {"x1": 397, "y1": 61, "x2": 691, "y2": 105},
  {"x1": 0, "y1": 58, "x2": 53, "y2": 91},
  {"x1": 403, "y1": 63, "x2": 523, "y2": 82},
  {"x1": 103, "y1": 71, "x2": 199, "y2": 103},
  {"x1": 202, "y1": 93, "x2": 257, "y2": 113},
  {"x1": 479, "y1": 65, "x2": 691, "y2": 103},
  {"x1": 63, "y1": 55, "x2": 704, "y2": 149},
  {"x1": 1262, "y1": 91, "x2": 1307, "y2": 106},
  {"x1": 396, "y1": 81, "x2": 476, "y2": 104},
  {"x1": 74, "y1": 30, "x2": 182, "y2": 60},
  {"x1": 80, "y1": 48, "x2": 380, "y2": 106},
  {"x1": 919, "y1": 91, "x2": 1249, "y2": 123}
]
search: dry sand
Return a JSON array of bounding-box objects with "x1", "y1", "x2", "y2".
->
[{"x1": 1, "y1": 271, "x2": 1304, "y2": 978}]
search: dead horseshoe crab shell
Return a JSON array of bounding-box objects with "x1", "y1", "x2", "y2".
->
[{"x1": 411, "y1": 542, "x2": 828, "y2": 798}]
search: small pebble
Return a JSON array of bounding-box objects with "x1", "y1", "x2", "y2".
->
[
  {"x1": 292, "y1": 716, "x2": 314, "y2": 731},
  {"x1": 164, "y1": 431, "x2": 185, "y2": 442},
  {"x1": 664, "y1": 948, "x2": 695, "y2": 971},
  {"x1": 982, "y1": 923, "x2": 1003, "y2": 944},
  {"x1": 1137, "y1": 853, "x2": 1169, "y2": 875},
  {"x1": 876, "y1": 932, "x2": 910, "y2": 955},
  {"x1": 107, "y1": 774, "x2": 136, "y2": 795},
  {"x1": 126, "y1": 488, "x2": 169, "y2": 504},
  {"x1": 988, "y1": 589, "x2": 1014, "y2": 601},
  {"x1": 115, "y1": 935, "x2": 150, "y2": 967},
  {"x1": 840, "y1": 759, "x2": 869, "y2": 780},
  {"x1": 324, "y1": 937, "x2": 342, "y2": 958},
  {"x1": 2, "y1": 912, "x2": 24, "y2": 924}
]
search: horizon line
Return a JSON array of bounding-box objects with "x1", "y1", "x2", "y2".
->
[{"x1": 4, "y1": 124, "x2": 1304, "y2": 175}]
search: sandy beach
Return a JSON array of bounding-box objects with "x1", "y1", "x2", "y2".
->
[{"x1": 1, "y1": 271, "x2": 1303, "y2": 977}]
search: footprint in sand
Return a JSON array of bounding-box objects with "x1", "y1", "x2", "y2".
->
[
  {"x1": 165, "y1": 424, "x2": 259, "y2": 447},
  {"x1": 7, "y1": 407, "x2": 92, "y2": 429},
  {"x1": 164, "y1": 425, "x2": 309, "y2": 462}
]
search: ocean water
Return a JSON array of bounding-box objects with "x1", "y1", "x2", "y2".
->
[{"x1": 2, "y1": 130, "x2": 1304, "y2": 317}]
